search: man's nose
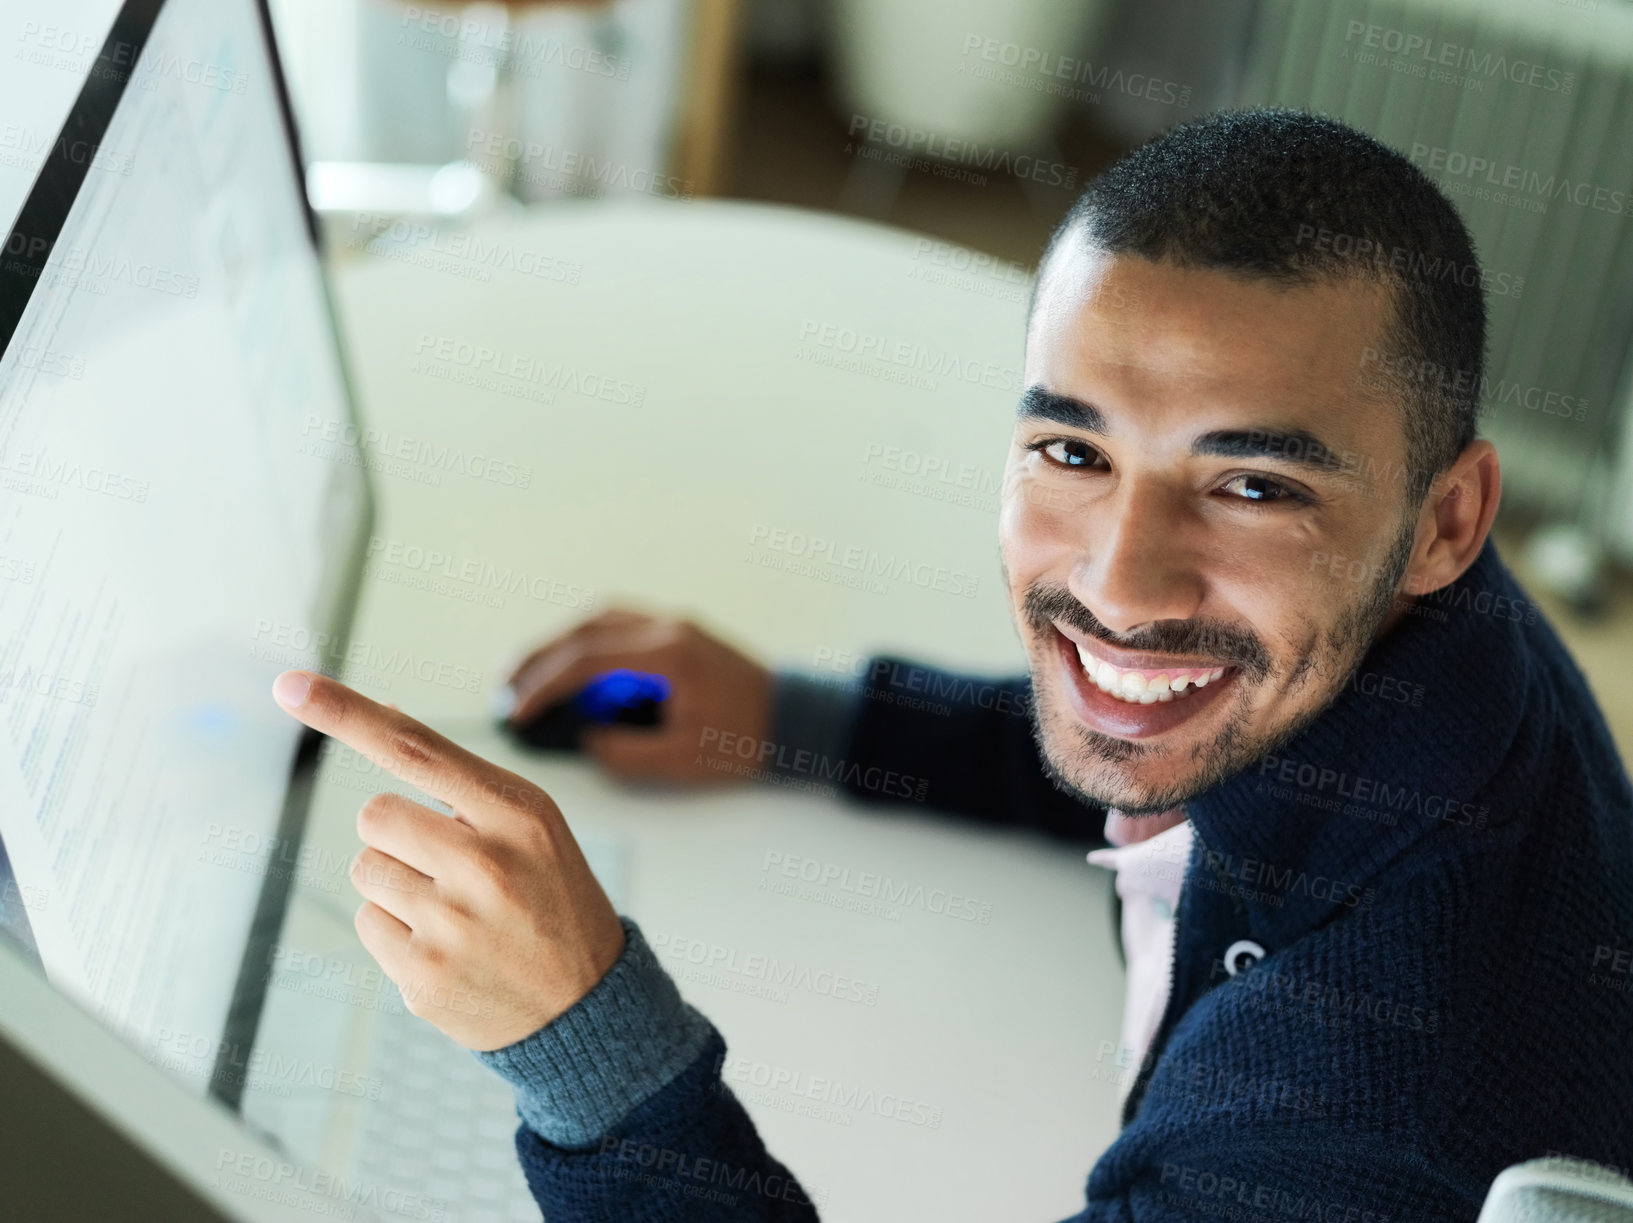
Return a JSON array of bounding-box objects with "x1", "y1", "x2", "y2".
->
[{"x1": 1068, "y1": 482, "x2": 1204, "y2": 635}]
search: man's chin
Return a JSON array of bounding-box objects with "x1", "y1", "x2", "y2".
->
[
  {"x1": 1030, "y1": 700, "x2": 1267, "y2": 814},
  {"x1": 1053, "y1": 766, "x2": 1202, "y2": 815},
  {"x1": 1035, "y1": 692, "x2": 1340, "y2": 816},
  {"x1": 1031, "y1": 723, "x2": 1201, "y2": 813},
  {"x1": 1099, "y1": 794, "x2": 1193, "y2": 818}
]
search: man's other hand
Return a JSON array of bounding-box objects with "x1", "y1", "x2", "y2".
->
[
  {"x1": 272, "y1": 671, "x2": 626, "y2": 1052},
  {"x1": 501, "y1": 608, "x2": 773, "y2": 787}
]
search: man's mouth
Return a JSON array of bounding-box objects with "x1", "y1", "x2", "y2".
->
[
  {"x1": 1071, "y1": 640, "x2": 1227, "y2": 704},
  {"x1": 1050, "y1": 623, "x2": 1239, "y2": 738}
]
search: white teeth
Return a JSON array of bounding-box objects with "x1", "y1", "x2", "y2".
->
[{"x1": 1072, "y1": 641, "x2": 1229, "y2": 706}]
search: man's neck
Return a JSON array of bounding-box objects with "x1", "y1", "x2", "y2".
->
[{"x1": 1105, "y1": 806, "x2": 1189, "y2": 847}]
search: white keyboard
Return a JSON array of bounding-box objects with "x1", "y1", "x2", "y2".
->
[{"x1": 351, "y1": 996, "x2": 543, "y2": 1223}]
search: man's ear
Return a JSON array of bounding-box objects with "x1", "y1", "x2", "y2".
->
[{"x1": 1401, "y1": 439, "x2": 1501, "y2": 597}]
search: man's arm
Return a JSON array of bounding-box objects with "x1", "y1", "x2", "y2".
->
[
  {"x1": 497, "y1": 609, "x2": 1105, "y2": 843},
  {"x1": 475, "y1": 919, "x2": 821, "y2": 1222},
  {"x1": 505, "y1": 1028, "x2": 820, "y2": 1223},
  {"x1": 771, "y1": 656, "x2": 1106, "y2": 842}
]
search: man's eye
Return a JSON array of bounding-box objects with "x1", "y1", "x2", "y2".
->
[
  {"x1": 1038, "y1": 438, "x2": 1101, "y2": 469},
  {"x1": 1221, "y1": 473, "x2": 1305, "y2": 504}
]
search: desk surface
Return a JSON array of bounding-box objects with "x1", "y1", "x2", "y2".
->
[{"x1": 305, "y1": 198, "x2": 1124, "y2": 1222}]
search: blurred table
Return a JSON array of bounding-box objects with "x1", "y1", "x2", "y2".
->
[{"x1": 314, "y1": 198, "x2": 1124, "y2": 1222}]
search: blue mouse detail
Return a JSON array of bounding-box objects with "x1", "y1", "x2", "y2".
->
[
  {"x1": 575, "y1": 669, "x2": 672, "y2": 722},
  {"x1": 505, "y1": 669, "x2": 670, "y2": 750}
]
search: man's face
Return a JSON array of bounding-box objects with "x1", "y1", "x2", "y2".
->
[{"x1": 1002, "y1": 243, "x2": 1423, "y2": 815}]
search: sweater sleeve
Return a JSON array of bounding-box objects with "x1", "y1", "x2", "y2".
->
[
  {"x1": 770, "y1": 657, "x2": 1107, "y2": 843},
  {"x1": 476, "y1": 919, "x2": 821, "y2": 1222}
]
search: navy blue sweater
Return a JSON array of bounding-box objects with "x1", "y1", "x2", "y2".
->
[{"x1": 502, "y1": 539, "x2": 1633, "y2": 1219}]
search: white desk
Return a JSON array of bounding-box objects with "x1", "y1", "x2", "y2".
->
[{"x1": 297, "y1": 199, "x2": 1124, "y2": 1222}]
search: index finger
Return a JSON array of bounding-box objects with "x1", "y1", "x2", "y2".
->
[{"x1": 272, "y1": 670, "x2": 548, "y2": 825}]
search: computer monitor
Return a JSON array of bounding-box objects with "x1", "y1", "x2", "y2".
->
[
  {"x1": 0, "y1": 926, "x2": 387, "y2": 1222},
  {"x1": 0, "y1": 0, "x2": 373, "y2": 1111}
]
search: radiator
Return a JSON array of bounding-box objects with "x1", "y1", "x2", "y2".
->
[{"x1": 1236, "y1": 0, "x2": 1633, "y2": 538}]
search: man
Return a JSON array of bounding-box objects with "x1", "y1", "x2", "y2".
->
[{"x1": 273, "y1": 108, "x2": 1633, "y2": 1219}]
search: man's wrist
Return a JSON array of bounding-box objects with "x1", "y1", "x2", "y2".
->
[{"x1": 475, "y1": 917, "x2": 712, "y2": 1149}]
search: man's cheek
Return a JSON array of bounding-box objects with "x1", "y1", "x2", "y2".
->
[{"x1": 998, "y1": 476, "x2": 1086, "y2": 578}]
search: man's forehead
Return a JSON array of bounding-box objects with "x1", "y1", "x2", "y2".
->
[{"x1": 1026, "y1": 244, "x2": 1399, "y2": 418}]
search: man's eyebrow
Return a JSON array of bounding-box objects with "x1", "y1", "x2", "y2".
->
[
  {"x1": 1191, "y1": 427, "x2": 1347, "y2": 473},
  {"x1": 1016, "y1": 386, "x2": 1107, "y2": 433},
  {"x1": 1018, "y1": 388, "x2": 1351, "y2": 476}
]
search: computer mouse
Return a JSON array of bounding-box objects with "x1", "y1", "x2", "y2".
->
[{"x1": 501, "y1": 668, "x2": 670, "y2": 750}]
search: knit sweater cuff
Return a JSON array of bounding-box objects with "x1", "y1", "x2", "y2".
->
[
  {"x1": 767, "y1": 667, "x2": 862, "y2": 777},
  {"x1": 475, "y1": 918, "x2": 713, "y2": 1149}
]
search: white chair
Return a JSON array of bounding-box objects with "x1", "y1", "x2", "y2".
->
[{"x1": 1480, "y1": 1158, "x2": 1633, "y2": 1222}]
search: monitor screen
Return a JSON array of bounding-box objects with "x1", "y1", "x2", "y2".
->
[{"x1": 0, "y1": 0, "x2": 371, "y2": 1105}]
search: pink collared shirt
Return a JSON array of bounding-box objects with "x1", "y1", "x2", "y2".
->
[{"x1": 1085, "y1": 807, "x2": 1192, "y2": 1093}]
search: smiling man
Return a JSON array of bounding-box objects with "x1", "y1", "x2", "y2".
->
[{"x1": 277, "y1": 108, "x2": 1633, "y2": 1221}]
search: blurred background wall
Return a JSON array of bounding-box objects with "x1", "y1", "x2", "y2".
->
[{"x1": 267, "y1": 0, "x2": 1633, "y2": 615}]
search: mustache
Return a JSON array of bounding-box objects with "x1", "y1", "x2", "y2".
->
[{"x1": 1022, "y1": 583, "x2": 1273, "y2": 682}]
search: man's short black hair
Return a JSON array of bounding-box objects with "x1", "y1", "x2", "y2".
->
[{"x1": 1037, "y1": 107, "x2": 1487, "y2": 503}]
